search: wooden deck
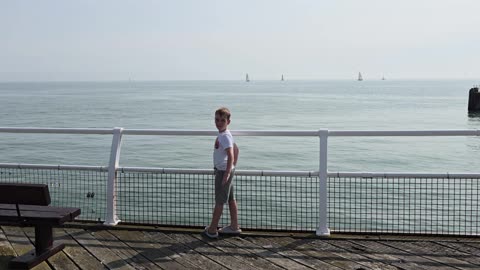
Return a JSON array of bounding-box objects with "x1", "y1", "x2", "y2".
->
[{"x1": 1, "y1": 224, "x2": 480, "y2": 270}]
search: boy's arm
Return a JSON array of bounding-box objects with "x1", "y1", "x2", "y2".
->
[
  {"x1": 223, "y1": 147, "x2": 234, "y2": 185},
  {"x1": 233, "y1": 143, "x2": 239, "y2": 166}
]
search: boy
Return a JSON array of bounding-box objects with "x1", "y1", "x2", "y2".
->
[{"x1": 204, "y1": 107, "x2": 241, "y2": 238}]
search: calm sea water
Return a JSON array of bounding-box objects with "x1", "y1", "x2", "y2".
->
[{"x1": 0, "y1": 80, "x2": 479, "y2": 173}]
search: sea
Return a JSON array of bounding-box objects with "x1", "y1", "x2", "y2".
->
[{"x1": 0, "y1": 80, "x2": 479, "y2": 173}]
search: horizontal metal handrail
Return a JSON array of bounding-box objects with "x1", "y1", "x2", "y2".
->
[
  {"x1": 0, "y1": 163, "x2": 108, "y2": 171},
  {"x1": 328, "y1": 129, "x2": 480, "y2": 136},
  {"x1": 1, "y1": 163, "x2": 480, "y2": 179},
  {"x1": 0, "y1": 127, "x2": 113, "y2": 134},
  {"x1": 331, "y1": 171, "x2": 480, "y2": 179},
  {"x1": 119, "y1": 166, "x2": 319, "y2": 177},
  {"x1": 1, "y1": 127, "x2": 479, "y2": 137}
]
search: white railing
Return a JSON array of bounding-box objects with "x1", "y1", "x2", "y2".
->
[{"x1": 1, "y1": 127, "x2": 480, "y2": 236}]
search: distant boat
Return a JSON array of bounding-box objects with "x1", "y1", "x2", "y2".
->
[
  {"x1": 358, "y1": 72, "x2": 363, "y2": 81},
  {"x1": 281, "y1": 74, "x2": 284, "y2": 81},
  {"x1": 246, "y1": 73, "x2": 250, "y2": 82},
  {"x1": 382, "y1": 75, "x2": 385, "y2": 80}
]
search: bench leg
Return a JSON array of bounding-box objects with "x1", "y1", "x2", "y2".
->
[
  {"x1": 35, "y1": 224, "x2": 54, "y2": 254},
  {"x1": 9, "y1": 225, "x2": 65, "y2": 270}
]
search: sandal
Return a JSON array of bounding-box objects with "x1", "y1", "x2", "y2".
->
[
  {"x1": 203, "y1": 226, "x2": 219, "y2": 239},
  {"x1": 219, "y1": 225, "x2": 242, "y2": 235}
]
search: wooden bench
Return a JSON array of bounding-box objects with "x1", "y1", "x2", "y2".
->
[{"x1": 0, "y1": 183, "x2": 81, "y2": 269}]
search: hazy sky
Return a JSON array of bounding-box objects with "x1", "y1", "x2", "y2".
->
[{"x1": 1, "y1": 0, "x2": 480, "y2": 81}]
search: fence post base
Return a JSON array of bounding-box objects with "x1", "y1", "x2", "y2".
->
[
  {"x1": 316, "y1": 227, "x2": 331, "y2": 236},
  {"x1": 103, "y1": 219, "x2": 121, "y2": 226}
]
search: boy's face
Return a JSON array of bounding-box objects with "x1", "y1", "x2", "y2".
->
[{"x1": 215, "y1": 114, "x2": 230, "y2": 132}]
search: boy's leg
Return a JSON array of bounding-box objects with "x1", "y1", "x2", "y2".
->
[
  {"x1": 209, "y1": 169, "x2": 228, "y2": 234},
  {"x1": 228, "y1": 199, "x2": 239, "y2": 230},
  {"x1": 208, "y1": 203, "x2": 224, "y2": 234},
  {"x1": 226, "y1": 174, "x2": 239, "y2": 230}
]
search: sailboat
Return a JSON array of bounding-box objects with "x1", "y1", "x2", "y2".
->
[
  {"x1": 382, "y1": 75, "x2": 385, "y2": 80},
  {"x1": 281, "y1": 74, "x2": 284, "y2": 81},
  {"x1": 246, "y1": 73, "x2": 250, "y2": 82},
  {"x1": 358, "y1": 72, "x2": 363, "y2": 81}
]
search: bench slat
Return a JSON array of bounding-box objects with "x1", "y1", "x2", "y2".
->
[
  {"x1": 0, "y1": 203, "x2": 80, "y2": 213},
  {"x1": 0, "y1": 209, "x2": 81, "y2": 225},
  {"x1": 0, "y1": 183, "x2": 51, "y2": 205}
]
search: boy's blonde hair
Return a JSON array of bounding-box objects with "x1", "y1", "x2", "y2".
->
[{"x1": 215, "y1": 107, "x2": 231, "y2": 120}]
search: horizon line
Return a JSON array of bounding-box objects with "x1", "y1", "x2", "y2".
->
[{"x1": 1, "y1": 78, "x2": 479, "y2": 83}]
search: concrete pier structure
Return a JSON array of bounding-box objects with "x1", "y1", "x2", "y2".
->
[{"x1": 468, "y1": 87, "x2": 480, "y2": 112}]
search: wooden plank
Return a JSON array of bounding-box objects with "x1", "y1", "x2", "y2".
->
[
  {"x1": 1, "y1": 225, "x2": 52, "y2": 270},
  {"x1": 326, "y1": 239, "x2": 394, "y2": 270},
  {"x1": 260, "y1": 237, "x2": 368, "y2": 270},
  {"x1": 211, "y1": 235, "x2": 286, "y2": 270},
  {"x1": 93, "y1": 229, "x2": 160, "y2": 270},
  {"x1": 109, "y1": 229, "x2": 188, "y2": 269},
  {"x1": 168, "y1": 232, "x2": 264, "y2": 270},
  {"x1": 377, "y1": 234, "x2": 480, "y2": 243},
  {"x1": 190, "y1": 234, "x2": 287, "y2": 270},
  {"x1": 65, "y1": 228, "x2": 135, "y2": 270},
  {"x1": 350, "y1": 239, "x2": 456, "y2": 270},
  {"x1": 418, "y1": 241, "x2": 480, "y2": 267},
  {"x1": 22, "y1": 227, "x2": 79, "y2": 270},
  {"x1": 272, "y1": 237, "x2": 369, "y2": 270},
  {"x1": 0, "y1": 204, "x2": 79, "y2": 213},
  {"x1": 327, "y1": 239, "x2": 421, "y2": 270},
  {"x1": 380, "y1": 240, "x2": 478, "y2": 270},
  {"x1": 246, "y1": 237, "x2": 341, "y2": 270},
  {"x1": 54, "y1": 228, "x2": 106, "y2": 270},
  {"x1": 146, "y1": 231, "x2": 227, "y2": 270},
  {"x1": 137, "y1": 231, "x2": 198, "y2": 269},
  {"x1": 249, "y1": 236, "x2": 324, "y2": 270},
  {"x1": 337, "y1": 239, "x2": 422, "y2": 270},
  {"x1": 0, "y1": 207, "x2": 80, "y2": 225},
  {"x1": 0, "y1": 226, "x2": 17, "y2": 270},
  {"x1": 220, "y1": 235, "x2": 312, "y2": 270},
  {"x1": 224, "y1": 236, "x2": 334, "y2": 270},
  {"x1": 446, "y1": 241, "x2": 480, "y2": 258}
]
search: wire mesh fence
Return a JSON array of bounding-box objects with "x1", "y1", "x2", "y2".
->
[
  {"x1": 116, "y1": 171, "x2": 319, "y2": 231},
  {"x1": 0, "y1": 167, "x2": 107, "y2": 222},
  {"x1": 329, "y1": 176, "x2": 480, "y2": 235},
  {"x1": 2, "y1": 167, "x2": 480, "y2": 235}
]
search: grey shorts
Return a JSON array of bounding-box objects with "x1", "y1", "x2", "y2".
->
[{"x1": 214, "y1": 169, "x2": 235, "y2": 205}]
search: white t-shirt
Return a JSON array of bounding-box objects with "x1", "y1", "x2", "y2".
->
[{"x1": 213, "y1": 130, "x2": 234, "y2": 170}]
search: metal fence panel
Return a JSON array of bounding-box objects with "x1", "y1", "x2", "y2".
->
[
  {"x1": 0, "y1": 168, "x2": 107, "y2": 222},
  {"x1": 116, "y1": 171, "x2": 319, "y2": 231},
  {"x1": 328, "y1": 176, "x2": 480, "y2": 235},
  {"x1": 2, "y1": 167, "x2": 480, "y2": 235}
]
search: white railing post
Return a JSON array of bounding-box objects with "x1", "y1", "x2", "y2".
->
[
  {"x1": 317, "y1": 129, "x2": 331, "y2": 236},
  {"x1": 104, "y1": 127, "x2": 124, "y2": 226}
]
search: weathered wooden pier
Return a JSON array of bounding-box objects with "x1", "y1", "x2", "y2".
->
[{"x1": 2, "y1": 224, "x2": 480, "y2": 270}]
